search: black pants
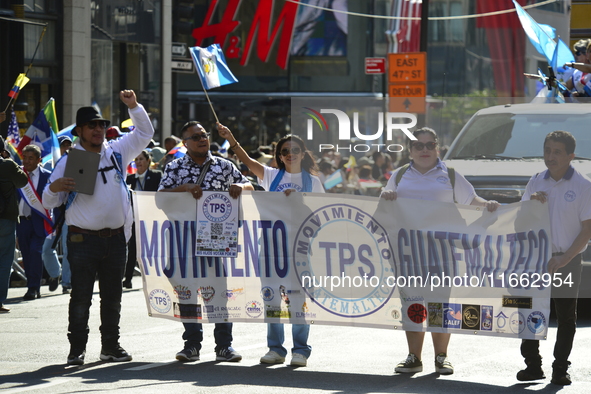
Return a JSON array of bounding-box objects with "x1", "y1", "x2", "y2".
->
[{"x1": 520, "y1": 254, "x2": 582, "y2": 366}]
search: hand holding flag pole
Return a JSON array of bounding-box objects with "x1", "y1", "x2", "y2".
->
[{"x1": 189, "y1": 44, "x2": 238, "y2": 123}]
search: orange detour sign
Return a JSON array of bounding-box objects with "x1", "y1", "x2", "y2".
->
[
  {"x1": 388, "y1": 52, "x2": 427, "y2": 113},
  {"x1": 387, "y1": 52, "x2": 426, "y2": 83},
  {"x1": 388, "y1": 83, "x2": 426, "y2": 113}
]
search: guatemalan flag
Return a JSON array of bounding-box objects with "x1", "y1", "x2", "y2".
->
[
  {"x1": 17, "y1": 98, "x2": 61, "y2": 167},
  {"x1": 190, "y1": 44, "x2": 238, "y2": 90}
]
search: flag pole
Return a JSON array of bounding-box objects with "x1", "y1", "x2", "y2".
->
[
  {"x1": 201, "y1": 86, "x2": 220, "y2": 124},
  {"x1": 4, "y1": 24, "x2": 47, "y2": 113}
]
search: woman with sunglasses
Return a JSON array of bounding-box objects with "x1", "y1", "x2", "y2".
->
[
  {"x1": 381, "y1": 127, "x2": 499, "y2": 375},
  {"x1": 217, "y1": 123, "x2": 324, "y2": 367}
]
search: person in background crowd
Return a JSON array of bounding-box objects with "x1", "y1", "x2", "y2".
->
[
  {"x1": 159, "y1": 120, "x2": 253, "y2": 363},
  {"x1": 372, "y1": 151, "x2": 385, "y2": 181},
  {"x1": 218, "y1": 124, "x2": 323, "y2": 367},
  {"x1": 17, "y1": 144, "x2": 52, "y2": 301},
  {"x1": 42, "y1": 135, "x2": 74, "y2": 295},
  {"x1": 59, "y1": 135, "x2": 72, "y2": 155},
  {"x1": 0, "y1": 136, "x2": 28, "y2": 312},
  {"x1": 149, "y1": 139, "x2": 166, "y2": 168},
  {"x1": 516, "y1": 131, "x2": 591, "y2": 386},
  {"x1": 123, "y1": 150, "x2": 161, "y2": 288},
  {"x1": 106, "y1": 126, "x2": 123, "y2": 141},
  {"x1": 381, "y1": 127, "x2": 499, "y2": 375},
  {"x1": 158, "y1": 135, "x2": 182, "y2": 170},
  {"x1": 43, "y1": 90, "x2": 153, "y2": 366}
]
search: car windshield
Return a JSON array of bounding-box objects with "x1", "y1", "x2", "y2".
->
[{"x1": 447, "y1": 113, "x2": 591, "y2": 160}]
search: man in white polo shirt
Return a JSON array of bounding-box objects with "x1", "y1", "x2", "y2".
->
[{"x1": 516, "y1": 130, "x2": 591, "y2": 386}]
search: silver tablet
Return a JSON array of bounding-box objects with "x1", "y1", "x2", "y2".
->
[{"x1": 64, "y1": 149, "x2": 100, "y2": 195}]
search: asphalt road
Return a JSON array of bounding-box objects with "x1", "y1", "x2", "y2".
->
[{"x1": 1, "y1": 278, "x2": 590, "y2": 394}]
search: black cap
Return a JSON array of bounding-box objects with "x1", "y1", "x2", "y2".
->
[{"x1": 73, "y1": 107, "x2": 110, "y2": 136}]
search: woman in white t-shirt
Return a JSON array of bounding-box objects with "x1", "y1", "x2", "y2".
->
[
  {"x1": 381, "y1": 127, "x2": 499, "y2": 376},
  {"x1": 217, "y1": 123, "x2": 323, "y2": 367}
]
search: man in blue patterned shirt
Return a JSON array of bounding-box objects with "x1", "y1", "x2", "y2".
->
[{"x1": 158, "y1": 121, "x2": 253, "y2": 363}]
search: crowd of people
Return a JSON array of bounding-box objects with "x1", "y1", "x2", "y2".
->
[{"x1": 0, "y1": 89, "x2": 590, "y2": 386}]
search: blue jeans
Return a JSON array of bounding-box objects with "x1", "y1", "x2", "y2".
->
[
  {"x1": 16, "y1": 219, "x2": 44, "y2": 290},
  {"x1": 67, "y1": 230, "x2": 127, "y2": 351},
  {"x1": 182, "y1": 322, "x2": 233, "y2": 352},
  {"x1": 0, "y1": 219, "x2": 16, "y2": 306},
  {"x1": 41, "y1": 225, "x2": 71, "y2": 286},
  {"x1": 267, "y1": 323, "x2": 311, "y2": 358}
]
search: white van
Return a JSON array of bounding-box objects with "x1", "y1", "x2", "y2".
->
[{"x1": 444, "y1": 103, "x2": 591, "y2": 298}]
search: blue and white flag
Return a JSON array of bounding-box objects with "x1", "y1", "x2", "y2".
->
[
  {"x1": 219, "y1": 139, "x2": 230, "y2": 157},
  {"x1": 323, "y1": 170, "x2": 343, "y2": 190},
  {"x1": 190, "y1": 44, "x2": 238, "y2": 90},
  {"x1": 552, "y1": 38, "x2": 575, "y2": 72},
  {"x1": 513, "y1": 0, "x2": 573, "y2": 67}
]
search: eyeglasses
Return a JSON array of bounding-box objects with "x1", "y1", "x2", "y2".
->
[
  {"x1": 184, "y1": 133, "x2": 210, "y2": 142},
  {"x1": 411, "y1": 141, "x2": 437, "y2": 151},
  {"x1": 85, "y1": 120, "x2": 108, "y2": 129},
  {"x1": 575, "y1": 50, "x2": 586, "y2": 56},
  {"x1": 280, "y1": 147, "x2": 302, "y2": 156}
]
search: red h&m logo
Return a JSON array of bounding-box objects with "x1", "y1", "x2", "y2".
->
[{"x1": 192, "y1": 0, "x2": 299, "y2": 69}]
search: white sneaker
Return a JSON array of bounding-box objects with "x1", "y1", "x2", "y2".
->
[
  {"x1": 290, "y1": 353, "x2": 307, "y2": 367},
  {"x1": 260, "y1": 350, "x2": 285, "y2": 364}
]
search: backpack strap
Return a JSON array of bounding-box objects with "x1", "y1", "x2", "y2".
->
[
  {"x1": 394, "y1": 163, "x2": 410, "y2": 187},
  {"x1": 448, "y1": 167, "x2": 456, "y2": 203}
]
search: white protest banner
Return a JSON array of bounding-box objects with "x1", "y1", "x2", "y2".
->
[{"x1": 134, "y1": 191, "x2": 552, "y2": 340}]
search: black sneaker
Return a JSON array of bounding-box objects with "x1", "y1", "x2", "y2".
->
[
  {"x1": 100, "y1": 346, "x2": 132, "y2": 362},
  {"x1": 435, "y1": 352, "x2": 454, "y2": 375},
  {"x1": 67, "y1": 350, "x2": 86, "y2": 365},
  {"x1": 176, "y1": 347, "x2": 200, "y2": 362},
  {"x1": 215, "y1": 347, "x2": 242, "y2": 362},
  {"x1": 551, "y1": 363, "x2": 572, "y2": 385},
  {"x1": 48, "y1": 276, "x2": 60, "y2": 292},
  {"x1": 62, "y1": 286, "x2": 71, "y2": 294},
  {"x1": 517, "y1": 365, "x2": 545, "y2": 381},
  {"x1": 395, "y1": 353, "x2": 423, "y2": 373}
]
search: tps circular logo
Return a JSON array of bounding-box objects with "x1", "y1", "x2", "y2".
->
[
  {"x1": 564, "y1": 190, "x2": 576, "y2": 202},
  {"x1": 527, "y1": 311, "x2": 547, "y2": 334},
  {"x1": 509, "y1": 311, "x2": 525, "y2": 334},
  {"x1": 293, "y1": 204, "x2": 396, "y2": 318},
  {"x1": 203, "y1": 193, "x2": 232, "y2": 222},
  {"x1": 245, "y1": 300, "x2": 263, "y2": 318},
  {"x1": 149, "y1": 289, "x2": 172, "y2": 313}
]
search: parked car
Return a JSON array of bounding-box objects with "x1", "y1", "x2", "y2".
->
[{"x1": 444, "y1": 103, "x2": 591, "y2": 298}]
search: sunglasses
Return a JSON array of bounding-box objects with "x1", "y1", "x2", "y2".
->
[
  {"x1": 280, "y1": 147, "x2": 302, "y2": 156},
  {"x1": 575, "y1": 50, "x2": 586, "y2": 56},
  {"x1": 411, "y1": 141, "x2": 437, "y2": 151},
  {"x1": 184, "y1": 133, "x2": 210, "y2": 142},
  {"x1": 86, "y1": 120, "x2": 108, "y2": 129}
]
